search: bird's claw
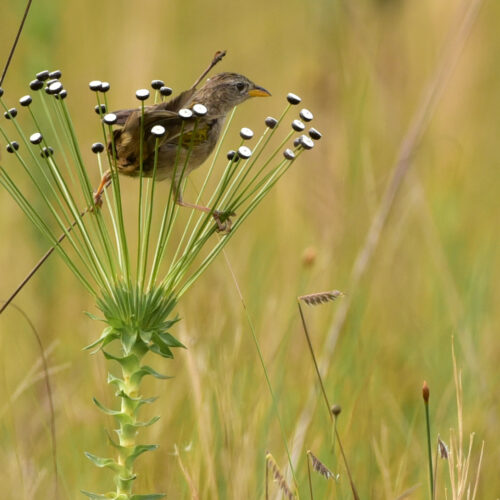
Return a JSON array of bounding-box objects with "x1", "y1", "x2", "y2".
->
[
  {"x1": 212, "y1": 209, "x2": 236, "y2": 233},
  {"x1": 93, "y1": 171, "x2": 112, "y2": 209},
  {"x1": 93, "y1": 191, "x2": 104, "y2": 209}
]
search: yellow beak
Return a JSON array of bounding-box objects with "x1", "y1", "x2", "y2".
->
[{"x1": 248, "y1": 85, "x2": 271, "y2": 97}]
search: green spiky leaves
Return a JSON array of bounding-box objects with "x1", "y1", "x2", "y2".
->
[
  {"x1": 82, "y1": 488, "x2": 165, "y2": 500},
  {"x1": 83, "y1": 283, "x2": 181, "y2": 499},
  {"x1": 86, "y1": 283, "x2": 182, "y2": 357}
]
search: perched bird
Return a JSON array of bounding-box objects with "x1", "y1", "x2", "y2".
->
[
  {"x1": 99, "y1": 53, "x2": 270, "y2": 229},
  {"x1": 111, "y1": 72, "x2": 270, "y2": 181}
]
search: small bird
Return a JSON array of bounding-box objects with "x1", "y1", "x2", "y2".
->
[{"x1": 99, "y1": 52, "x2": 271, "y2": 229}]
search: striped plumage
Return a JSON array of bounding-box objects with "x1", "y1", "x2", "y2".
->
[{"x1": 110, "y1": 73, "x2": 270, "y2": 183}]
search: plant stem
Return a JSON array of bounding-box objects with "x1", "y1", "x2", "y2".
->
[
  {"x1": 307, "y1": 453, "x2": 314, "y2": 500},
  {"x1": 425, "y1": 399, "x2": 434, "y2": 499}
]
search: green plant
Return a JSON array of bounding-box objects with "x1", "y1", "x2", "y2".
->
[{"x1": 0, "y1": 74, "x2": 319, "y2": 498}]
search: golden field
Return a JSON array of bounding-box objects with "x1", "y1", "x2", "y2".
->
[{"x1": 0, "y1": 0, "x2": 498, "y2": 498}]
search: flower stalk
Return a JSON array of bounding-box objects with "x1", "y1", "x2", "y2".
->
[
  {"x1": 0, "y1": 71, "x2": 320, "y2": 498},
  {"x1": 423, "y1": 380, "x2": 434, "y2": 499}
]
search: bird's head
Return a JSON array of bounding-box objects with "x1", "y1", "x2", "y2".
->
[{"x1": 194, "y1": 72, "x2": 271, "y2": 115}]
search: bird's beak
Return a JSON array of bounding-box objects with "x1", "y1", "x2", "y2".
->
[{"x1": 248, "y1": 85, "x2": 271, "y2": 97}]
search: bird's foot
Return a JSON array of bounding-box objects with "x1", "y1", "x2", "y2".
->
[
  {"x1": 93, "y1": 171, "x2": 112, "y2": 209},
  {"x1": 212, "y1": 209, "x2": 236, "y2": 233}
]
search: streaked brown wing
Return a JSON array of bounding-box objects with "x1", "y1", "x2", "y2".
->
[
  {"x1": 111, "y1": 108, "x2": 136, "y2": 125},
  {"x1": 161, "y1": 88, "x2": 196, "y2": 113},
  {"x1": 114, "y1": 109, "x2": 191, "y2": 169},
  {"x1": 110, "y1": 87, "x2": 195, "y2": 125}
]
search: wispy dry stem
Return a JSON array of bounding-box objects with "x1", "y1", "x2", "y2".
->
[
  {"x1": 446, "y1": 339, "x2": 484, "y2": 500},
  {"x1": 1, "y1": 303, "x2": 60, "y2": 499},
  {"x1": 0, "y1": 0, "x2": 33, "y2": 86},
  {"x1": 173, "y1": 444, "x2": 200, "y2": 500},
  {"x1": 335, "y1": 427, "x2": 360, "y2": 500}
]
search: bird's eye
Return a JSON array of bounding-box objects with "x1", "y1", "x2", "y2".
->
[{"x1": 236, "y1": 82, "x2": 246, "y2": 92}]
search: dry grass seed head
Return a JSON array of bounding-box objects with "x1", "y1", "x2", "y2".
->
[
  {"x1": 299, "y1": 290, "x2": 343, "y2": 306},
  {"x1": 438, "y1": 436, "x2": 449, "y2": 460},
  {"x1": 307, "y1": 450, "x2": 338, "y2": 481},
  {"x1": 266, "y1": 452, "x2": 295, "y2": 500}
]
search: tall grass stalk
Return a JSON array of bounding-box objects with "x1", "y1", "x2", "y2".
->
[
  {"x1": 297, "y1": 292, "x2": 359, "y2": 500},
  {"x1": 422, "y1": 381, "x2": 434, "y2": 499},
  {"x1": 223, "y1": 252, "x2": 298, "y2": 487}
]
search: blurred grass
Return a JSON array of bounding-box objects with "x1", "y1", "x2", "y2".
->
[{"x1": 1, "y1": 0, "x2": 499, "y2": 498}]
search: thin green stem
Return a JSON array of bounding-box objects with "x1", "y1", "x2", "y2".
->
[
  {"x1": 177, "y1": 155, "x2": 297, "y2": 297},
  {"x1": 2, "y1": 96, "x2": 114, "y2": 290},
  {"x1": 307, "y1": 453, "x2": 314, "y2": 500},
  {"x1": 0, "y1": 167, "x2": 96, "y2": 294},
  {"x1": 139, "y1": 137, "x2": 161, "y2": 291},
  {"x1": 171, "y1": 108, "x2": 238, "y2": 266},
  {"x1": 58, "y1": 99, "x2": 96, "y2": 204},
  {"x1": 147, "y1": 121, "x2": 187, "y2": 287},
  {"x1": 0, "y1": 132, "x2": 104, "y2": 288},
  {"x1": 298, "y1": 302, "x2": 332, "y2": 421},
  {"x1": 38, "y1": 91, "x2": 77, "y2": 188},
  {"x1": 425, "y1": 401, "x2": 434, "y2": 499},
  {"x1": 106, "y1": 122, "x2": 131, "y2": 282},
  {"x1": 228, "y1": 131, "x2": 295, "y2": 210},
  {"x1": 42, "y1": 153, "x2": 113, "y2": 292},
  {"x1": 57, "y1": 98, "x2": 118, "y2": 280},
  {"x1": 220, "y1": 103, "x2": 292, "y2": 209},
  {"x1": 220, "y1": 254, "x2": 298, "y2": 487},
  {"x1": 137, "y1": 100, "x2": 146, "y2": 283}
]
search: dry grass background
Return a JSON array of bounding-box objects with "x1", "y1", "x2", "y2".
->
[{"x1": 0, "y1": 0, "x2": 499, "y2": 498}]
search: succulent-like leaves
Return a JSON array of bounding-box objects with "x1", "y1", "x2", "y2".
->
[
  {"x1": 148, "y1": 343, "x2": 173, "y2": 359},
  {"x1": 130, "y1": 365, "x2": 170, "y2": 386},
  {"x1": 107, "y1": 372, "x2": 126, "y2": 392},
  {"x1": 133, "y1": 416, "x2": 160, "y2": 428},
  {"x1": 125, "y1": 444, "x2": 159, "y2": 469},
  {"x1": 117, "y1": 392, "x2": 158, "y2": 405},
  {"x1": 84, "y1": 311, "x2": 106, "y2": 322},
  {"x1": 81, "y1": 490, "x2": 114, "y2": 499},
  {"x1": 87, "y1": 285, "x2": 182, "y2": 496},
  {"x1": 82, "y1": 491, "x2": 163, "y2": 500},
  {"x1": 84, "y1": 327, "x2": 119, "y2": 353},
  {"x1": 122, "y1": 330, "x2": 138, "y2": 355},
  {"x1": 93, "y1": 397, "x2": 123, "y2": 416},
  {"x1": 103, "y1": 351, "x2": 141, "y2": 373},
  {"x1": 96, "y1": 285, "x2": 177, "y2": 336},
  {"x1": 92, "y1": 285, "x2": 184, "y2": 363},
  {"x1": 84, "y1": 452, "x2": 122, "y2": 473},
  {"x1": 156, "y1": 331, "x2": 185, "y2": 349},
  {"x1": 138, "y1": 330, "x2": 153, "y2": 344},
  {"x1": 130, "y1": 495, "x2": 165, "y2": 500}
]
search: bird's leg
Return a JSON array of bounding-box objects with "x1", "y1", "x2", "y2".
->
[
  {"x1": 93, "y1": 169, "x2": 112, "y2": 208},
  {"x1": 176, "y1": 192, "x2": 234, "y2": 233},
  {"x1": 190, "y1": 50, "x2": 227, "y2": 90}
]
